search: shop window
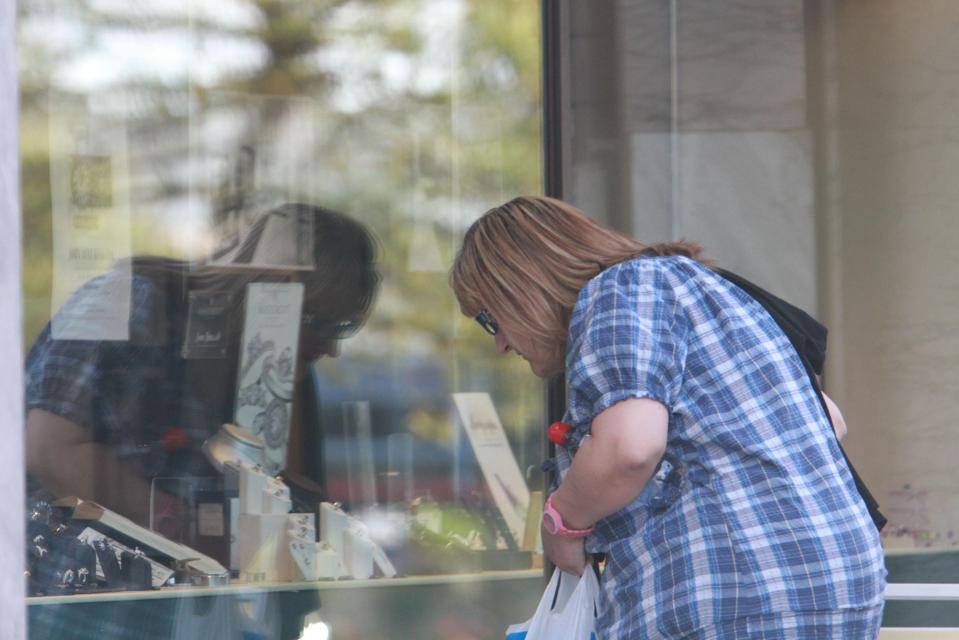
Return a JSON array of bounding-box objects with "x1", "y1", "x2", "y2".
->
[{"x1": 19, "y1": 1, "x2": 546, "y2": 637}]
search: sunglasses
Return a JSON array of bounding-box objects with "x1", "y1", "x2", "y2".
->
[
  {"x1": 301, "y1": 313, "x2": 364, "y2": 339},
  {"x1": 475, "y1": 309, "x2": 499, "y2": 335}
]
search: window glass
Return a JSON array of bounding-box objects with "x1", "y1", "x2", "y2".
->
[{"x1": 19, "y1": 1, "x2": 545, "y2": 636}]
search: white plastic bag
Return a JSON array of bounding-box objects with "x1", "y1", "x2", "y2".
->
[{"x1": 505, "y1": 569, "x2": 598, "y2": 640}]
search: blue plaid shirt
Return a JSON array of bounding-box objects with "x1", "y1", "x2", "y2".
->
[
  {"x1": 25, "y1": 269, "x2": 225, "y2": 483},
  {"x1": 557, "y1": 257, "x2": 885, "y2": 638}
]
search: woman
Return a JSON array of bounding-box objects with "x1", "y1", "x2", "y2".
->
[
  {"x1": 25, "y1": 202, "x2": 379, "y2": 527},
  {"x1": 450, "y1": 196, "x2": 885, "y2": 638}
]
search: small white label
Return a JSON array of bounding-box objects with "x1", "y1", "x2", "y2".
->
[{"x1": 197, "y1": 502, "x2": 225, "y2": 537}]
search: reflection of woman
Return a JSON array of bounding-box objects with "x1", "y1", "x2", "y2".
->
[
  {"x1": 25, "y1": 203, "x2": 379, "y2": 527},
  {"x1": 450, "y1": 196, "x2": 885, "y2": 638}
]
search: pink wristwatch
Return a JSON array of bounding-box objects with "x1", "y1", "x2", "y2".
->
[{"x1": 542, "y1": 492, "x2": 594, "y2": 538}]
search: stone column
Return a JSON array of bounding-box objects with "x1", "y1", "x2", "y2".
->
[{"x1": 0, "y1": 0, "x2": 26, "y2": 637}]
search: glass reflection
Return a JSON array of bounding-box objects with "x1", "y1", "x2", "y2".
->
[
  {"x1": 25, "y1": 203, "x2": 378, "y2": 585},
  {"x1": 20, "y1": 0, "x2": 545, "y2": 635}
]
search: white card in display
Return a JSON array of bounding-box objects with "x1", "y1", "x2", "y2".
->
[
  {"x1": 452, "y1": 392, "x2": 531, "y2": 547},
  {"x1": 48, "y1": 107, "x2": 132, "y2": 341},
  {"x1": 234, "y1": 282, "x2": 304, "y2": 474}
]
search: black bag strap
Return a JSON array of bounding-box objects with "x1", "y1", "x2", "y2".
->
[{"x1": 712, "y1": 268, "x2": 887, "y2": 532}]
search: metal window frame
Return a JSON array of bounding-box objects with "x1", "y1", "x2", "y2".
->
[{"x1": 541, "y1": 0, "x2": 567, "y2": 426}]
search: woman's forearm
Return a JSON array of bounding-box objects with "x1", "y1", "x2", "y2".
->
[
  {"x1": 26, "y1": 409, "x2": 157, "y2": 526},
  {"x1": 550, "y1": 397, "x2": 668, "y2": 530}
]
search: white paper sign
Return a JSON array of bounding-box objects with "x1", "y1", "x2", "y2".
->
[
  {"x1": 48, "y1": 107, "x2": 132, "y2": 340},
  {"x1": 234, "y1": 282, "x2": 304, "y2": 474},
  {"x1": 452, "y1": 392, "x2": 531, "y2": 546}
]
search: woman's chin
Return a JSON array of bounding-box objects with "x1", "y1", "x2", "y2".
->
[
  {"x1": 295, "y1": 356, "x2": 323, "y2": 380},
  {"x1": 528, "y1": 360, "x2": 559, "y2": 379}
]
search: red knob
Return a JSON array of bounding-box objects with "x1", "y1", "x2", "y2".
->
[{"x1": 548, "y1": 421, "x2": 572, "y2": 446}]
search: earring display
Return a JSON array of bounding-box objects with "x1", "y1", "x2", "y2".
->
[
  {"x1": 202, "y1": 423, "x2": 267, "y2": 473},
  {"x1": 229, "y1": 460, "x2": 397, "y2": 583},
  {"x1": 25, "y1": 496, "x2": 229, "y2": 595}
]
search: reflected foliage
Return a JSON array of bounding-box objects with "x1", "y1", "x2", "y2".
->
[{"x1": 19, "y1": 0, "x2": 545, "y2": 493}]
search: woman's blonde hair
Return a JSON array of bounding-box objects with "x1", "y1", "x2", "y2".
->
[{"x1": 449, "y1": 196, "x2": 704, "y2": 363}]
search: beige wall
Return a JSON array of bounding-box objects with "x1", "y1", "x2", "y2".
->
[
  {"x1": 820, "y1": 0, "x2": 959, "y2": 548},
  {"x1": 567, "y1": 0, "x2": 818, "y2": 312},
  {"x1": 565, "y1": 0, "x2": 959, "y2": 552}
]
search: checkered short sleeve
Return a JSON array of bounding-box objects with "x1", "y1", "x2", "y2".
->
[
  {"x1": 565, "y1": 259, "x2": 688, "y2": 428},
  {"x1": 25, "y1": 272, "x2": 169, "y2": 436}
]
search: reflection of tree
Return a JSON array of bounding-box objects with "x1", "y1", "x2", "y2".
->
[{"x1": 19, "y1": 0, "x2": 544, "y2": 454}]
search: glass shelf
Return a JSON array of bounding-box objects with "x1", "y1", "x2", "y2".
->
[{"x1": 27, "y1": 569, "x2": 543, "y2": 606}]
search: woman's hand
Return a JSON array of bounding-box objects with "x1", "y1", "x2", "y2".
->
[{"x1": 542, "y1": 526, "x2": 588, "y2": 575}]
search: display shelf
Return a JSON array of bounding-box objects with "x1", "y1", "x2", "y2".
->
[
  {"x1": 885, "y1": 547, "x2": 959, "y2": 557},
  {"x1": 27, "y1": 569, "x2": 543, "y2": 606},
  {"x1": 885, "y1": 583, "x2": 959, "y2": 601}
]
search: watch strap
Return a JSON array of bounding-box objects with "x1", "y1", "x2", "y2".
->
[{"x1": 542, "y1": 492, "x2": 594, "y2": 538}]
